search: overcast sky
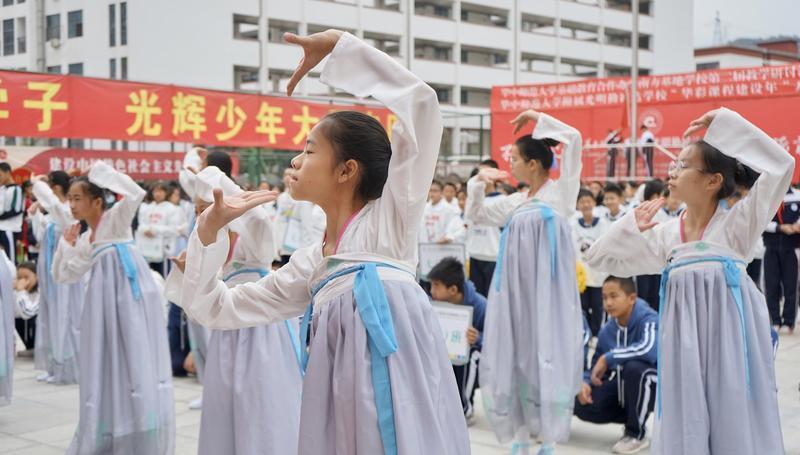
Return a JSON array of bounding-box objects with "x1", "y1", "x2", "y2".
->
[{"x1": 694, "y1": 0, "x2": 800, "y2": 47}]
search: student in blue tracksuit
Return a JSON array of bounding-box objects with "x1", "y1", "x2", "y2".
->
[
  {"x1": 428, "y1": 257, "x2": 486, "y2": 421},
  {"x1": 574, "y1": 276, "x2": 658, "y2": 454}
]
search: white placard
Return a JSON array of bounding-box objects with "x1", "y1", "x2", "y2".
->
[
  {"x1": 431, "y1": 301, "x2": 473, "y2": 366},
  {"x1": 136, "y1": 232, "x2": 164, "y2": 263},
  {"x1": 418, "y1": 243, "x2": 466, "y2": 281}
]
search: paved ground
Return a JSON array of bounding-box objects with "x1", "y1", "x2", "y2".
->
[{"x1": 2, "y1": 331, "x2": 800, "y2": 455}]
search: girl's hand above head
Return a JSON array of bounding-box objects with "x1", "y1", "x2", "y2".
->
[
  {"x1": 284, "y1": 29, "x2": 344, "y2": 97},
  {"x1": 683, "y1": 109, "x2": 719, "y2": 138},
  {"x1": 510, "y1": 109, "x2": 542, "y2": 135},
  {"x1": 196, "y1": 189, "x2": 279, "y2": 246}
]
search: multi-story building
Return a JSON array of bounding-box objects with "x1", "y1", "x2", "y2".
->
[
  {"x1": 0, "y1": 0, "x2": 694, "y2": 159},
  {"x1": 695, "y1": 38, "x2": 800, "y2": 70}
]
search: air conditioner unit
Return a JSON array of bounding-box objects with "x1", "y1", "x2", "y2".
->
[{"x1": 49, "y1": 38, "x2": 61, "y2": 49}]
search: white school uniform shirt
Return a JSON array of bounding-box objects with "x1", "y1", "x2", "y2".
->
[
  {"x1": 14, "y1": 289, "x2": 39, "y2": 320},
  {"x1": 570, "y1": 216, "x2": 611, "y2": 288},
  {"x1": 466, "y1": 193, "x2": 502, "y2": 262},
  {"x1": 446, "y1": 197, "x2": 460, "y2": 211},
  {"x1": 604, "y1": 206, "x2": 628, "y2": 223},
  {"x1": 52, "y1": 161, "x2": 146, "y2": 284},
  {"x1": 178, "y1": 31, "x2": 442, "y2": 329},
  {"x1": 419, "y1": 200, "x2": 460, "y2": 244},
  {"x1": 444, "y1": 212, "x2": 467, "y2": 245},
  {"x1": 586, "y1": 108, "x2": 794, "y2": 276},
  {"x1": 465, "y1": 113, "x2": 583, "y2": 226},
  {"x1": 136, "y1": 201, "x2": 186, "y2": 260},
  {"x1": 0, "y1": 183, "x2": 23, "y2": 233}
]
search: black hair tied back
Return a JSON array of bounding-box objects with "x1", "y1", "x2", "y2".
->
[{"x1": 515, "y1": 136, "x2": 559, "y2": 170}]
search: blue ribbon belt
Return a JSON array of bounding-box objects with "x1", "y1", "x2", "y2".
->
[
  {"x1": 223, "y1": 267, "x2": 304, "y2": 376},
  {"x1": 301, "y1": 262, "x2": 408, "y2": 455},
  {"x1": 493, "y1": 203, "x2": 558, "y2": 292},
  {"x1": 93, "y1": 241, "x2": 142, "y2": 301},
  {"x1": 656, "y1": 255, "x2": 750, "y2": 417}
]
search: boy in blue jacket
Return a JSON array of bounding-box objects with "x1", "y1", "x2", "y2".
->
[
  {"x1": 428, "y1": 257, "x2": 486, "y2": 422},
  {"x1": 574, "y1": 276, "x2": 658, "y2": 454}
]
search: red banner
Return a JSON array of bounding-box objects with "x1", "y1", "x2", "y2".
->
[
  {"x1": 491, "y1": 64, "x2": 800, "y2": 181},
  {"x1": 0, "y1": 71, "x2": 394, "y2": 149},
  {"x1": 0, "y1": 146, "x2": 185, "y2": 180}
]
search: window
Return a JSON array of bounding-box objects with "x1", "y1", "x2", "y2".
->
[
  {"x1": 234, "y1": 65, "x2": 259, "y2": 92},
  {"x1": 68, "y1": 63, "x2": 83, "y2": 75},
  {"x1": 2, "y1": 0, "x2": 12, "y2": 6},
  {"x1": 521, "y1": 14, "x2": 555, "y2": 35},
  {"x1": 560, "y1": 58, "x2": 597, "y2": 77},
  {"x1": 16, "y1": 17, "x2": 24, "y2": 53},
  {"x1": 462, "y1": 128, "x2": 490, "y2": 157},
  {"x1": 415, "y1": 1, "x2": 452, "y2": 19},
  {"x1": 696, "y1": 61, "x2": 720, "y2": 71},
  {"x1": 109, "y1": 58, "x2": 117, "y2": 79},
  {"x1": 46, "y1": 65, "x2": 61, "y2": 74},
  {"x1": 461, "y1": 45, "x2": 509, "y2": 68},
  {"x1": 267, "y1": 19, "x2": 298, "y2": 43},
  {"x1": 414, "y1": 39, "x2": 452, "y2": 61},
  {"x1": 460, "y1": 3, "x2": 507, "y2": 28},
  {"x1": 605, "y1": 27, "x2": 631, "y2": 47},
  {"x1": 67, "y1": 139, "x2": 84, "y2": 149},
  {"x1": 120, "y1": 57, "x2": 127, "y2": 79},
  {"x1": 68, "y1": 10, "x2": 83, "y2": 38},
  {"x1": 440, "y1": 127, "x2": 453, "y2": 156},
  {"x1": 362, "y1": 0, "x2": 400, "y2": 10},
  {"x1": 109, "y1": 4, "x2": 116, "y2": 46},
  {"x1": 559, "y1": 20, "x2": 599, "y2": 42},
  {"x1": 269, "y1": 69, "x2": 292, "y2": 93},
  {"x1": 606, "y1": 0, "x2": 651, "y2": 15},
  {"x1": 638, "y1": 34, "x2": 651, "y2": 50},
  {"x1": 120, "y1": 2, "x2": 127, "y2": 45},
  {"x1": 46, "y1": 14, "x2": 59, "y2": 41},
  {"x1": 363, "y1": 32, "x2": 400, "y2": 56},
  {"x1": 234, "y1": 14, "x2": 258, "y2": 41},
  {"x1": 460, "y1": 87, "x2": 490, "y2": 107},
  {"x1": 430, "y1": 84, "x2": 452, "y2": 104},
  {"x1": 3, "y1": 19, "x2": 14, "y2": 56},
  {"x1": 520, "y1": 53, "x2": 555, "y2": 73}
]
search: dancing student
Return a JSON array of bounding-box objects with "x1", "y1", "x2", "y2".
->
[
  {"x1": 29, "y1": 172, "x2": 84, "y2": 384},
  {"x1": 586, "y1": 108, "x2": 789, "y2": 454},
  {"x1": 179, "y1": 30, "x2": 468, "y2": 454},
  {"x1": 167, "y1": 166, "x2": 303, "y2": 454},
  {"x1": 465, "y1": 108, "x2": 584, "y2": 454},
  {"x1": 53, "y1": 161, "x2": 174, "y2": 454}
]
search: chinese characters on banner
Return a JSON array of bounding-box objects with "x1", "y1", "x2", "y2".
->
[
  {"x1": 0, "y1": 71, "x2": 395, "y2": 150},
  {"x1": 491, "y1": 64, "x2": 800, "y2": 181},
  {"x1": 0, "y1": 146, "x2": 185, "y2": 181}
]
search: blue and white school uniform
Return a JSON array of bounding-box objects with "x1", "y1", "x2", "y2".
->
[
  {"x1": 587, "y1": 108, "x2": 790, "y2": 454},
  {"x1": 31, "y1": 181, "x2": 84, "y2": 384},
  {"x1": 180, "y1": 33, "x2": 468, "y2": 455},
  {"x1": 465, "y1": 114, "x2": 584, "y2": 446},
  {"x1": 167, "y1": 166, "x2": 303, "y2": 454},
  {"x1": 53, "y1": 162, "x2": 174, "y2": 455}
]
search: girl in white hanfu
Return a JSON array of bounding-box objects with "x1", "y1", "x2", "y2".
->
[
  {"x1": 167, "y1": 166, "x2": 303, "y2": 454},
  {"x1": 465, "y1": 109, "x2": 584, "y2": 455},
  {"x1": 53, "y1": 162, "x2": 174, "y2": 455},
  {"x1": 29, "y1": 171, "x2": 84, "y2": 384},
  {"x1": 179, "y1": 30, "x2": 468, "y2": 455},
  {"x1": 586, "y1": 108, "x2": 789, "y2": 454}
]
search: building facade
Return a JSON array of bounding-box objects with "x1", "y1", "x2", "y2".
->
[{"x1": 0, "y1": 0, "x2": 694, "y2": 158}]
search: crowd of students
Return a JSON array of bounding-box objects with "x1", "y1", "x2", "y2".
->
[{"x1": 0, "y1": 29, "x2": 791, "y2": 455}]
